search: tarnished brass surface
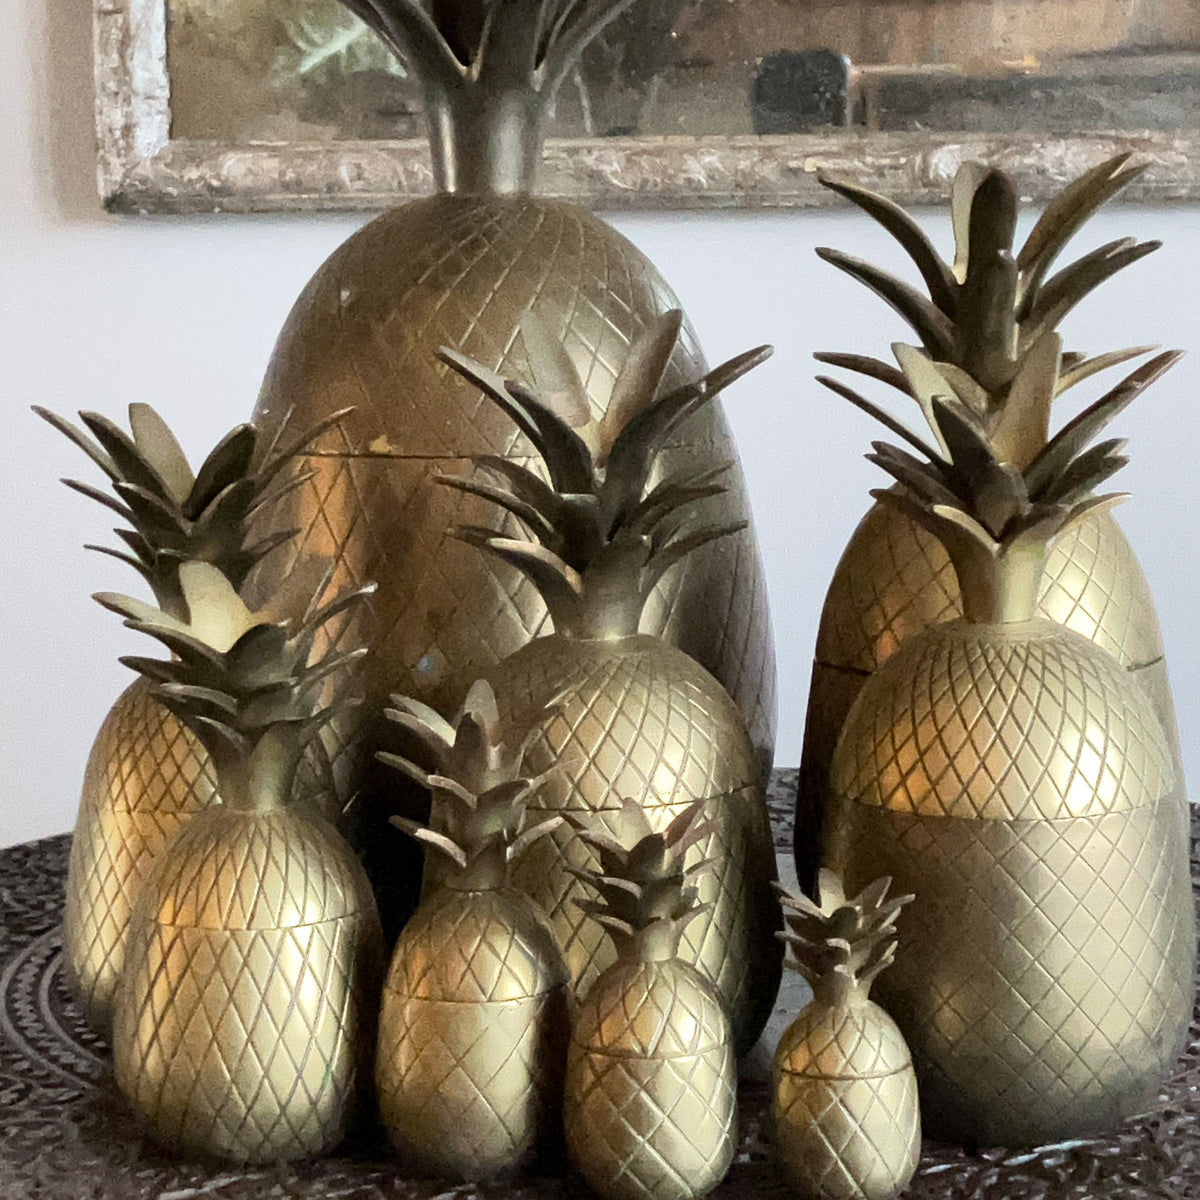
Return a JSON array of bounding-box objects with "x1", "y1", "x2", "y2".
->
[
  {"x1": 113, "y1": 805, "x2": 381, "y2": 1162},
  {"x1": 61, "y1": 678, "x2": 216, "y2": 1034},
  {"x1": 772, "y1": 873, "x2": 919, "y2": 1200},
  {"x1": 376, "y1": 888, "x2": 568, "y2": 1179},
  {"x1": 249, "y1": 195, "x2": 776, "y2": 795},
  {"x1": 827, "y1": 620, "x2": 1195, "y2": 1145},
  {"x1": 487, "y1": 632, "x2": 781, "y2": 1057},
  {"x1": 565, "y1": 804, "x2": 737, "y2": 1200}
]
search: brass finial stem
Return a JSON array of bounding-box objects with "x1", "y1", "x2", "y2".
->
[{"x1": 956, "y1": 543, "x2": 1047, "y2": 626}]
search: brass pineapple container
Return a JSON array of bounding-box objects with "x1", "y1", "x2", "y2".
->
[
  {"x1": 823, "y1": 352, "x2": 1195, "y2": 1146},
  {"x1": 796, "y1": 156, "x2": 1183, "y2": 891},
  {"x1": 565, "y1": 802, "x2": 737, "y2": 1200},
  {"x1": 38, "y1": 404, "x2": 339, "y2": 1034},
  {"x1": 105, "y1": 564, "x2": 383, "y2": 1162},
  {"x1": 374, "y1": 682, "x2": 569, "y2": 1180},
  {"x1": 772, "y1": 872, "x2": 919, "y2": 1200},
  {"x1": 438, "y1": 319, "x2": 782, "y2": 1055},
  {"x1": 246, "y1": 0, "x2": 776, "y2": 834}
]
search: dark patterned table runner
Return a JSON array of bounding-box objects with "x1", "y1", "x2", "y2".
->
[{"x1": 3, "y1": 771, "x2": 1198, "y2": 1199}]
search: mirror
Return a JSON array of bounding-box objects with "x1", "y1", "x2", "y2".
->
[{"x1": 97, "y1": 0, "x2": 1200, "y2": 212}]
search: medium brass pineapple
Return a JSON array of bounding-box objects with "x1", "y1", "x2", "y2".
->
[
  {"x1": 37, "y1": 402, "x2": 347, "y2": 1034},
  {"x1": 438, "y1": 312, "x2": 782, "y2": 1055},
  {"x1": 246, "y1": 0, "x2": 776, "y2": 835},
  {"x1": 103, "y1": 563, "x2": 382, "y2": 1162},
  {"x1": 823, "y1": 350, "x2": 1195, "y2": 1146},
  {"x1": 772, "y1": 870, "x2": 919, "y2": 1200},
  {"x1": 565, "y1": 800, "x2": 736, "y2": 1200},
  {"x1": 797, "y1": 155, "x2": 1182, "y2": 890},
  {"x1": 374, "y1": 680, "x2": 569, "y2": 1180}
]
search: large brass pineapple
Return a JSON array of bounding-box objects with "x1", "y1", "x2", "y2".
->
[
  {"x1": 37, "y1": 403, "x2": 346, "y2": 1033},
  {"x1": 565, "y1": 800, "x2": 736, "y2": 1200},
  {"x1": 103, "y1": 563, "x2": 382, "y2": 1162},
  {"x1": 797, "y1": 155, "x2": 1182, "y2": 890},
  {"x1": 374, "y1": 680, "x2": 568, "y2": 1180},
  {"x1": 823, "y1": 352, "x2": 1195, "y2": 1146},
  {"x1": 438, "y1": 313, "x2": 782, "y2": 1055},
  {"x1": 246, "y1": 0, "x2": 776, "y2": 836},
  {"x1": 772, "y1": 871, "x2": 919, "y2": 1200}
]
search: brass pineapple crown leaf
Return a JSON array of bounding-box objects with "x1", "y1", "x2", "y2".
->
[
  {"x1": 338, "y1": 0, "x2": 646, "y2": 101},
  {"x1": 378, "y1": 679, "x2": 561, "y2": 880},
  {"x1": 94, "y1": 561, "x2": 374, "y2": 787},
  {"x1": 570, "y1": 799, "x2": 715, "y2": 955},
  {"x1": 777, "y1": 870, "x2": 912, "y2": 1002},
  {"x1": 817, "y1": 154, "x2": 1159, "y2": 404},
  {"x1": 36, "y1": 403, "x2": 353, "y2": 619},
  {"x1": 438, "y1": 311, "x2": 770, "y2": 636}
]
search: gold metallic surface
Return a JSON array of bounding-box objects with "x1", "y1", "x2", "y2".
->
[
  {"x1": 826, "y1": 620, "x2": 1195, "y2": 1145},
  {"x1": 249, "y1": 195, "x2": 777, "y2": 797},
  {"x1": 772, "y1": 873, "x2": 919, "y2": 1200},
  {"x1": 488, "y1": 632, "x2": 781, "y2": 1056},
  {"x1": 62, "y1": 678, "x2": 216, "y2": 1034},
  {"x1": 113, "y1": 804, "x2": 381, "y2": 1162},
  {"x1": 376, "y1": 888, "x2": 568, "y2": 1179}
]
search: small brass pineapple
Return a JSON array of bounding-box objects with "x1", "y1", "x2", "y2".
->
[
  {"x1": 374, "y1": 680, "x2": 569, "y2": 1181},
  {"x1": 102, "y1": 562, "x2": 382, "y2": 1163},
  {"x1": 438, "y1": 312, "x2": 781, "y2": 1055},
  {"x1": 772, "y1": 870, "x2": 918, "y2": 1200},
  {"x1": 824, "y1": 348, "x2": 1195, "y2": 1145},
  {"x1": 37, "y1": 402, "x2": 347, "y2": 1033},
  {"x1": 565, "y1": 800, "x2": 736, "y2": 1200},
  {"x1": 798, "y1": 155, "x2": 1182, "y2": 890}
]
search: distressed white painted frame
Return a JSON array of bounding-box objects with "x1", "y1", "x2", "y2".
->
[{"x1": 95, "y1": 0, "x2": 1200, "y2": 215}]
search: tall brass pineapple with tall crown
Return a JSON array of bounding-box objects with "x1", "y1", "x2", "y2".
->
[
  {"x1": 797, "y1": 155, "x2": 1181, "y2": 890},
  {"x1": 823, "y1": 349, "x2": 1195, "y2": 1146},
  {"x1": 36, "y1": 402, "x2": 347, "y2": 1033},
  {"x1": 247, "y1": 0, "x2": 776, "y2": 833},
  {"x1": 374, "y1": 679, "x2": 568, "y2": 1181},
  {"x1": 565, "y1": 800, "x2": 736, "y2": 1200},
  {"x1": 102, "y1": 563, "x2": 382, "y2": 1163},
  {"x1": 437, "y1": 311, "x2": 781, "y2": 1055},
  {"x1": 772, "y1": 871, "x2": 919, "y2": 1200}
]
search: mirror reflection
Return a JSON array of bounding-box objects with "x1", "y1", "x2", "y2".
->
[{"x1": 167, "y1": 1, "x2": 1200, "y2": 144}]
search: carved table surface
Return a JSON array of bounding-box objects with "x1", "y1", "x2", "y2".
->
[{"x1": 2, "y1": 770, "x2": 1199, "y2": 1199}]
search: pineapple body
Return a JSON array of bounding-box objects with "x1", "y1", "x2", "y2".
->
[
  {"x1": 772, "y1": 1000, "x2": 920, "y2": 1200},
  {"x1": 797, "y1": 499, "x2": 1181, "y2": 885},
  {"x1": 112, "y1": 803, "x2": 382, "y2": 1163},
  {"x1": 566, "y1": 957, "x2": 736, "y2": 1200},
  {"x1": 825, "y1": 617, "x2": 1195, "y2": 1146},
  {"x1": 63, "y1": 677, "x2": 216, "y2": 1034},
  {"x1": 375, "y1": 885, "x2": 568, "y2": 1179},
  {"x1": 249, "y1": 195, "x2": 775, "y2": 796},
  {"x1": 485, "y1": 632, "x2": 781, "y2": 1056}
]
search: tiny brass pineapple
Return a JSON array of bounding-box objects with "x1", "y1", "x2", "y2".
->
[
  {"x1": 798, "y1": 155, "x2": 1182, "y2": 890},
  {"x1": 438, "y1": 312, "x2": 781, "y2": 1055},
  {"x1": 37, "y1": 402, "x2": 347, "y2": 1034},
  {"x1": 565, "y1": 800, "x2": 736, "y2": 1200},
  {"x1": 824, "y1": 349, "x2": 1195, "y2": 1145},
  {"x1": 102, "y1": 562, "x2": 382, "y2": 1163},
  {"x1": 374, "y1": 680, "x2": 569, "y2": 1180},
  {"x1": 772, "y1": 871, "x2": 918, "y2": 1200}
]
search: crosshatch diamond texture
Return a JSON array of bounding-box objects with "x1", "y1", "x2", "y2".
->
[
  {"x1": 826, "y1": 619, "x2": 1196, "y2": 1146},
  {"x1": 487, "y1": 633, "x2": 781, "y2": 1057},
  {"x1": 111, "y1": 805, "x2": 382, "y2": 1163},
  {"x1": 566, "y1": 958, "x2": 737, "y2": 1200},
  {"x1": 246, "y1": 194, "x2": 776, "y2": 817},
  {"x1": 773, "y1": 1003, "x2": 920, "y2": 1200},
  {"x1": 375, "y1": 888, "x2": 568, "y2": 1179},
  {"x1": 62, "y1": 678, "x2": 217, "y2": 1035}
]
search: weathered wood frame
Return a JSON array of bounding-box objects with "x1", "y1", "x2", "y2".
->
[{"x1": 95, "y1": 0, "x2": 1200, "y2": 215}]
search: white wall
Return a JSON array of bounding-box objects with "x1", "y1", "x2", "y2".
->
[{"x1": 4, "y1": 0, "x2": 1199, "y2": 846}]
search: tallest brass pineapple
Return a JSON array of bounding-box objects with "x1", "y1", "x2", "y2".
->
[{"x1": 249, "y1": 0, "x2": 776, "y2": 815}]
